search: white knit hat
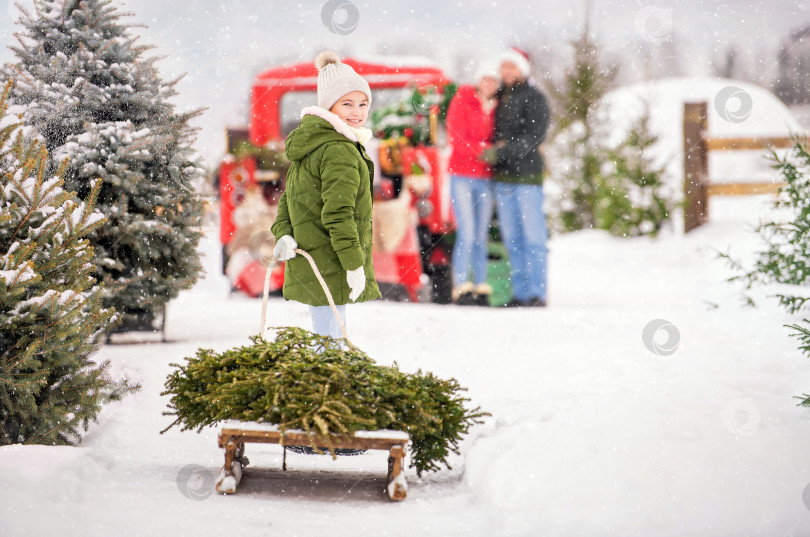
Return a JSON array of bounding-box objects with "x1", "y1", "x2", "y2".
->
[
  {"x1": 500, "y1": 47, "x2": 531, "y2": 78},
  {"x1": 474, "y1": 60, "x2": 501, "y2": 83},
  {"x1": 315, "y1": 51, "x2": 372, "y2": 110}
]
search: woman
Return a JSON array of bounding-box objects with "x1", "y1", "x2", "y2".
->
[
  {"x1": 445, "y1": 64, "x2": 500, "y2": 306},
  {"x1": 272, "y1": 50, "x2": 381, "y2": 339}
]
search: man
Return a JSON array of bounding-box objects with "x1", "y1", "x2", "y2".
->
[{"x1": 487, "y1": 47, "x2": 551, "y2": 307}]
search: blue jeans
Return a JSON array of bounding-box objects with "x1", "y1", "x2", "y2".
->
[
  {"x1": 309, "y1": 304, "x2": 347, "y2": 339},
  {"x1": 493, "y1": 182, "x2": 548, "y2": 302},
  {"x1": 450, "y1": 175, "x2": 494, "y2": 286}
]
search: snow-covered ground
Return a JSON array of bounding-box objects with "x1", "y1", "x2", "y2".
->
[{"x1": 3, "y1": 195, "x2": 810, "y2": 537}]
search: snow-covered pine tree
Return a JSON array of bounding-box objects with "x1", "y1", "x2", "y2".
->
[
  {"x1": 0, "y1": 80, "x2": 139, "y2": 445},
  {"x1": 6, "y1": 0, "x2": 205, "y2": 331}
]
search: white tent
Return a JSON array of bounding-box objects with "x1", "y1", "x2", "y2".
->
[{"x1": 600, "y1": 76, "x2": 807, "y2": 193}]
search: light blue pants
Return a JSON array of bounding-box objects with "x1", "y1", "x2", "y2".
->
[
  {"x1": 493, "y1": 182, "x2": 548, "y2": 302},
  {"x1": 309, "y1": 304, "x2": 347, "y2": 340},
  {"x1": 450, "y1": 175, "x2": 494, "y2": 286}
]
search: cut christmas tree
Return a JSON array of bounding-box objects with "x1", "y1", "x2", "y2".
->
[
  {"x1": 5, "y1": 0, "x2": 206, "y2": 332},
  {"x1": 162, "y1": 327, "x2": 488, "y2": 477}
]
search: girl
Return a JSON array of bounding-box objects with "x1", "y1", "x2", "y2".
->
[{"x1": 271, "y1": 50, "x2": 381, "y2": 339}]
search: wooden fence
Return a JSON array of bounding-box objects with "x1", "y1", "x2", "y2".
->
[{"x1": 682, "y1": 101, "x2": 801, "y2": 232}]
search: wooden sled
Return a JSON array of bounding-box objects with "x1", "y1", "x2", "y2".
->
[
  {"x1": 215, "y1": 421, "x2": 409, "y2": 501},
  {"x1": 214, "y1": 255, "x2": 409, "y2": 500}
]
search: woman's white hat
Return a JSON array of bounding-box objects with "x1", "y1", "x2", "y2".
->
[{"x1": 474, "y1": 60, "x2": 502, "y2": 83}]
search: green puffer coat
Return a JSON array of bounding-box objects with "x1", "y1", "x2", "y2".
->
[{"x1": 271, "y1": 107, "x2": 381, "y2": 307}]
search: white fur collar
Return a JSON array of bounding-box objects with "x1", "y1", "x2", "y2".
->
[{"x1": 300, "y1": 105, "x2": 367, "y2": 143}]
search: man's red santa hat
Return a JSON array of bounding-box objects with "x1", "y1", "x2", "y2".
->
[{"x1": 500, "y1": 46, "x2": 531, "y2": 77}]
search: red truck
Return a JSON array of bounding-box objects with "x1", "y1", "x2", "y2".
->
[{"x1": 220, "y1": 57, "x2": 456, "y2": 303}]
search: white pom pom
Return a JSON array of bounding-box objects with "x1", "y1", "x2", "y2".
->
[{"x1": 315, "y1": 50, "x2": 341, "y2": 71}]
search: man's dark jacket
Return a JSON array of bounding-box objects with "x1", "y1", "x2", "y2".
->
[{"x1": 493, "y1": 80, "x2": 550, "y2": 185}]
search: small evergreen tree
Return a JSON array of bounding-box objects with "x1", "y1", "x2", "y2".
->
[
  {"x1": 0, "y1": 80, "x2": 138, "y2": 445},
  {"x1": 723, "y1": 139, "x2": 810, "y2": 406},
  {"x1": 772, "y1": 144, "x2": 810, "y2": 405},
  {"x1": 6, "y1": 0, "x2": 205, "y2": 330},
  {"x1": 545, "y1": 8, "x2": 672, "y2": 236},
  {"x1": 545, "y1": 15, "x2": 616, "y2": 232},
  {"x1": 726, "y1": 139, "x2": 810, "y2": 312},
  {"x1": 594, "y1": 107, "x2": 673, "y2": 237}
]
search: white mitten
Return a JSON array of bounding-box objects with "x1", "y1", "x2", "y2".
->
[
  {"x1": 272, "y1": 235, "x2": 298, "y2": 262},
  {"x1": 347, "y1": 266, "x2": 366, "y2": 301}
]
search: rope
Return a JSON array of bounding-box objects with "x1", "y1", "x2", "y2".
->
[{"x1": 260, "y1": 248, "x2": 352, "y2": 345}]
